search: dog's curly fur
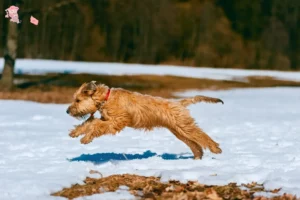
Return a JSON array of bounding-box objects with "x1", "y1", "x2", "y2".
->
[{"x1": 67, "y1": 81, "x2": 223, "y2": 159}]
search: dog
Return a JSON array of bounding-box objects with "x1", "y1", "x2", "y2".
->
[{"x1": 66, "y1": 81, "x2": 223, "y2": 159}]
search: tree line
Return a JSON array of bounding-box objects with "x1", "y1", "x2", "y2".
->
[{"x1": 1, "y1": 0, "x2": 300, "y2": 70}]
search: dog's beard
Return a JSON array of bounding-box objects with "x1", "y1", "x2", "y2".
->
[
  {"x1": 69, "y1": 107, "x2": 95, "y2": 121},
  {"x1": 77, "y1": 114, "x2": 89, "y2": 121},
  {"x1": 71, "y1": 112, "x2": 91, "y2": 120},
  {"x1": 70, "y1": 108, "x2": 90, "y2": 120}
]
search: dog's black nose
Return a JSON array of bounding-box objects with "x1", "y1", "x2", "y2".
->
[{"x1": 66, "y1": 109, "x2": 69, "y2": 114}]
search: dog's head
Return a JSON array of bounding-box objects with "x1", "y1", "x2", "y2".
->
[{"x1": 66, "y1": 81, "x2": 107, "y2": 118}]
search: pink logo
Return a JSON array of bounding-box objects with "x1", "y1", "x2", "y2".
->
[
  {"x1": 5, "y1": 5, "x2": 20, "y2": 24},
  {"x1": 30, "y1": 16, "x2": 39, "y2": 25}
]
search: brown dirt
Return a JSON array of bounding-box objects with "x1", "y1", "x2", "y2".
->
[
  {"x1": 0, "y1": 73, "x2": 300, "y2": 103},
  {"x1": 51, "y1": 173, "x2": 297, "y2": 200}
]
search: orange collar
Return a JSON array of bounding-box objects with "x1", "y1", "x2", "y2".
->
[{"x1": 104, "y1": 88, "x2": 111, "y2": 101}]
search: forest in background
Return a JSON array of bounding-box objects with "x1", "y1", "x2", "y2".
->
[{"x1": 1, "y1": 0, "x2": 299, "y2": 70}]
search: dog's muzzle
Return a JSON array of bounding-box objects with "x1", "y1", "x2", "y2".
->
[{"x1": 66, "y1": 108, "x2": 70, "y2": 114}]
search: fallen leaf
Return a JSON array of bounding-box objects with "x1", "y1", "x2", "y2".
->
[{"x1": 205, "y1": 188, "x2": 222, "y2": 200}]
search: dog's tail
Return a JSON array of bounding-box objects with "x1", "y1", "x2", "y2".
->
[{"x1": 179, "y1": 95, "x2": 224, "y2": 107}]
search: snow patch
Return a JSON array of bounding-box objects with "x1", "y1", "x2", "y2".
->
[
  {"x1": 1, "y1": 87, "x2": 300, "y2": 199},
  {"x1": 1, "y1": 58, "x2": 300, "y2": 81}
]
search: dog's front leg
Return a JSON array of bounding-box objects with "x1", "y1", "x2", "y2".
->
[
  {"x1": 69, "y1": 115, "x2": 95, "y2": 138},
  {"x1": 80, "y1": 119, "x2": 124, "y2": 144}
]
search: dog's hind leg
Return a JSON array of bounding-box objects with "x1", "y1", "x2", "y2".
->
[
  {"x1": 190, "y1": 126, "x2": 222, "y2": 154},
  {"x1": 169, "y1": 128, "x2": 204, "y2": 159},
  {"x1": 173, "y1": 116, "x2": 222, "y2": 155},
  {"x1": 183, "y1": 124, "x2": 222, "y2": 154}
]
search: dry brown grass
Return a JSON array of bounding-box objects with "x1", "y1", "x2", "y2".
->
[
  {"x1": 52, "y1": 173, "x2": 297, "y2": 200},
  {"x1": 1, "y1": 73, "x2": 300, "y2": 103}
]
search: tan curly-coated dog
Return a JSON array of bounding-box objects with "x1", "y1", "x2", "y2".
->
[{"x1": 66, "y1": 81, "x2": 223, "y2": 159}]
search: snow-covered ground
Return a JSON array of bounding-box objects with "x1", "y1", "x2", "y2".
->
[
  {"x1": 1, "y1": 87, "x2": 300, "y2": 199},
  {"x1": 1, "y1": 58, "x2": 300, "y2": 81}
]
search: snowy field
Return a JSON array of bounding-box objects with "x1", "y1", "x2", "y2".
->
[
  {"x1": 1, "y1": 87, "x2": 300, "y2": 199},
  {"x1": 1, "y1": 58, "x2": 300, "y2": 81}
]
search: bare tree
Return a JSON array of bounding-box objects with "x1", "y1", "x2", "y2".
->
[
  {"x1": 0, "y1": 0, "x2": 80, "y2": 91},
  {"x1": 0, "y1": 0, "x2": 22, "y2": 91}
]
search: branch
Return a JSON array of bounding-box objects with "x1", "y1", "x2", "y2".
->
[{"x1": 20, "y1": 0, "x2": 80, "y2": 18}]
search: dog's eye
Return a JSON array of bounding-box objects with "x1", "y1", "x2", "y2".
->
[{"x1": 76, "y1": 99, "x2": 80, "y2": 103}]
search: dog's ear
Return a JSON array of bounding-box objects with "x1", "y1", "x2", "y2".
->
[{"x1": 83, "y1": 81, "x2": 97, "y2": 96}]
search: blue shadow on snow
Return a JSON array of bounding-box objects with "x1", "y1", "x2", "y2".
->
[{"x1": 69, "y1": 150, "x2": 193, "y2": 164}]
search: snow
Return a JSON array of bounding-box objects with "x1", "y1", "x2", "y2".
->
[
  {"x1": 74, "y1": 186, "x2": 135, "y2": 200},
  {"x1": 1, "y1": 87, "x2": 300, "y2": 199},
  {"x1": 1, "y1": 58, "x2": 300, "y2": 81}
]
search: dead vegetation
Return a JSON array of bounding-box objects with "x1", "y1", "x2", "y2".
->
[
  {"x1": 1, "y1": 73, "x2": 300, "y2": 103},
  {"x1": 52, "y1": 173, "x2": 297, "y2": 200}
]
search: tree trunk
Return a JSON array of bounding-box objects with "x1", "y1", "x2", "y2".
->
[{"x1": 0, "y1": 0, "x2": 21, "y2": 91}]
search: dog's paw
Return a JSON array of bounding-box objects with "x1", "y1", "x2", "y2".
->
[
  {"x1": 69, "y1": 129, "x2": 83, "y2": 138},
  {"x1": 211, "y1": 146, "x2": 222, "y2": 154},
  {"x1": 80, "y1": 136, "x2": 93, "y2": 144}
]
